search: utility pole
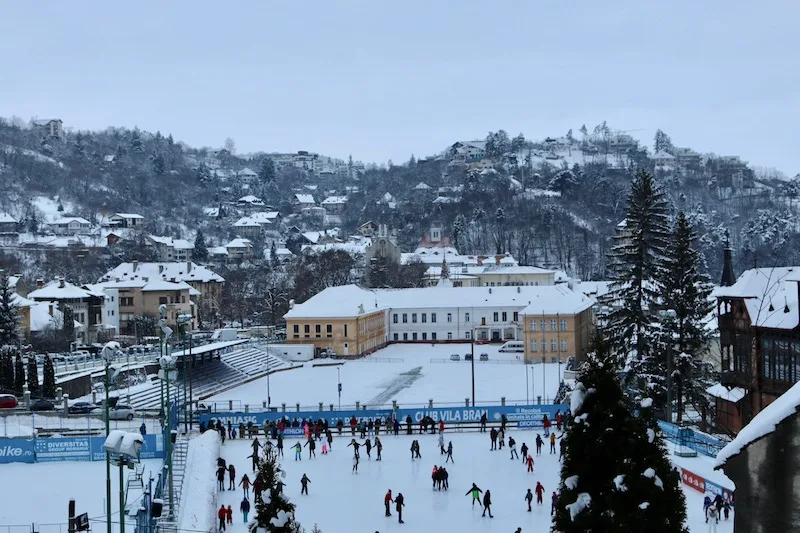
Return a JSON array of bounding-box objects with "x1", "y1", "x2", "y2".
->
[{"x1": 470, "y1": 330, "x2": 475, "y2": 406}]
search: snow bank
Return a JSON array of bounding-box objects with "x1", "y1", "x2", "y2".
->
[
  {"x1": 178, "y1": 430, "x2": 221, "y2": 533},
  {"x1": 715, "y1": 380, "x2": 800, "y2": 468}
]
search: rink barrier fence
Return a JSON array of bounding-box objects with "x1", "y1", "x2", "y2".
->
[
  {"x1": 657, "y1": 420, "x2": 730, "y2": 458},
  {"x1": 0, "y1": 433, "x2": 166, "y2": 464},
  {"x1": 679, "y1": 467, "x2": 734, "y2": 500}
]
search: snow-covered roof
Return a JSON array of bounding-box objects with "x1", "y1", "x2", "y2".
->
[
  {"x1": 29, "y1": 302, "x2": 63, "y2": 331},
  {"x1": 238, "y1": 195, "x2": 264, "y2": 204},
  {"x1": 295, "y1": 193, "x2": 315, "y2": 204},
  {"x1": 321, "y1": 196, "x2": 347, "y2": 205},
  {"x1": 111, "y1": 213, "x2": 144, "y2": 220},
  {"x1": 50, "y1": 217, "x2": 90, "y2": 225},
  {"x1": 301, "y1": 242, "x2": 367, "y2": 255},
  {"x1": 285, "y1": 284, "x2": 594, "y2": 318},
  {"x1": 226, "y1": 238, "x2": 252, "y2": 249},
  {"x1": 433, "y1": 196, "x2": 457, "y2": 204},
  {"x1": 264, "y1": 247, "x2": 294, "y2": 260},
  {"x1": 148, "y1": 235, "x2": 195, "y2": 250},
  {"x1": 32, "y1": 119, "x2": 60, "y2": 126},
  {"x1": 706, "y1": 384, "x2": 747, "y2": 403},
  {"x1": 414, "y1": 182, "x2": 431, "y2": 190},
  {"x1": 209, "y1": 246, "x2": 229, "y2": 256},
  {"x1": 100, "y1": 262, "x2": 224, "y2": 284},
  {"x1": 481, "y1": 265, "x2": 553, "y2": 275},
  {"x1": 651, "y1": 150, "x2": 676, "y2": 160},
  {"x1": 233, "y1": 217, "x2": 263, "y2": 228},
  {"x1": 28, "y1": 280, "x2": 99, "y2": 300},
  {"x1": 203, "y1": 207, "x2": 220, "y2": 217},
  {"x1": 716, "y1": 380, "x2": 800, "y2": 468},
  {"x1": 712, "y1": 267, "x2": 800, "y2": 330},
  {"x1": 239, "y1": 167, "x2": 258, "y2": 177},
  {"x1": 0, "y1": 212, "x2": 17, "y2": 223},
  {"x1": 141, "y1": 280, "x2": 199, "y2": 295},
  {"x1": 247, "y1": 212, "x2": 276, "y2": 224}
]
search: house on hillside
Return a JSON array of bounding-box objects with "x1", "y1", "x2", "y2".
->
[
  {"x1": 413, "y1": 182, "x2": 432, "y2": 193},
  {"x1": 321, "y1": 196, "x2": 347, "y2": 214},
  {"x1": 652, "y1": 149, "x2": 676, "y2": 170},
  {"x1": 237, "y1": 195, "x2": 266, "y2": 209},
  {"x1": 147, "y1": 235, "x2": 194, "y2": 262},
  {"x1": 225, "y1": 238, "x2": 253, "y2": 261},
  {"x1": 32, "y1": 119, "x2": 64, "y2": 139},
  {"x1": 236, "y1": 167, "x2": 258, "y2": 182},
  {"x1": 49, "y1": 217, "x2": 91, "y2": 235},
  {"x1": 27, "y1": 279, "x2": 109, "y2": 343},
  {"x1": 293, "y1": 193, "x2": 316, "y2": 211},
  {"x1": 715, "y1": 381, "x2": 800, "y2": 533},
  {"x1": 357, "y1": 221, "x2": 378, "y2": 237},
  {"x1": 0, "y1": 213, "x2": 19, "y2": 244},
  {"x1": 450, "y1": 141, "x2": 486, "y2": 161},
  {"x1": 232, "y1": 217, "x2": 264, "y2": 238},
  {"x1": 109, "y1": 213, "x2": 145, "y2": 229}
]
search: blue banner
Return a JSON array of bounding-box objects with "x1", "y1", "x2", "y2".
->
[
  {"x1": 199, "y1": 404, "x2": 568, "y2": 430},
  {"x1": 32, "y1": 434, "x2": 165, "y2": 463},
  {"x1": 0, "y1": 438, "x2": 35, "y2": 464}
]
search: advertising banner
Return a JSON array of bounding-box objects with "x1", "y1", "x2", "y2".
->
[
  {"x1": 35, "y1": 437, "x2": 92, "y2": 462},
  {"x1": 0, "y1": 438, "x2": 35, "y2": 464},
  {"x1": 199, "y1": 404, "x2": 568, "y2": 429}
]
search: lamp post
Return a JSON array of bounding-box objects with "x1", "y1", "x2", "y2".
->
[
  {"x1": 336, "y1": 367, "x2": 341, "y2": 410},
  {"x1": 100, "y1": 341, "x2": 120, "y2": 533},
  {"x1": 470, "y1": 329, "x2": 475, "y2": 407},
  {"x1": 158, "y1": 304, "x2": 175, "y2": 519},
  {"x1": 177, "y1": 314, "x2": 194, "y2": 433},
  {"x1": 542, "y1": 356, "x2": 546, "y2": 403},
  {"x1": 103, "y1": 430, "x2": 144, "y2": 533},
  {"x1": 525, "y1": 359, "x2": 530, "y2": 404}
]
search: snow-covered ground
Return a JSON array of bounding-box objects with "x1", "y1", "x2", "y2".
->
[
  {"x1": 0, "y1": 413, "x2": 161, "y2": 437},
  {"x1": 216, "y1": 431, "x2": 733, "y2": 533},
  {"x1": 206, "y1": 343, "x2": 564, "y2": 411},
  {"x1": 0, "y1": 459, "x2": 162, "y2": 532}
]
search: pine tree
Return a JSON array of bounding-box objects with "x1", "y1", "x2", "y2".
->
[
  {"x1": 62, "y1": 305, "x2": 75, "y2": 352},
  {"x1": 27, "y1": 356, "x2": 39, "y2": 396},
  {"x1": 270, "y1": 241, "x2": 279, "y2": 269},
  {"x1": 602, "y1": 170, "x2": 670, "y2": 369},
  {"x1": 259, "y1": 158, "x2": 276, "y2": 183},
  {"x1": 0, "y1": 271, "x2": 20, "y2": 346},
  {"x1": 0, "y1": 351, "x2": 13, "y2": 391},
  {"x1": 42, "y1": 354, "x2": 56, "y2": 398},
  {"x1": 653, "y1": 129, "x2": 674, "y2": 154},
  {"x1": 130, "y1": 129, "x2": 144, "y2": 153},
  {"x1": 151, "y1": 152, "x2": 166, "y2": 175},
  {"x1": 251, "y1": 446, "x2": 303, "y2": 533},
  {"x1": 194, "y1": 230, "x2": 209, "y2": 262},
  {"x1": 661, "y1": 211, "x2": 714, "y2": 421},
  {"x1": 13, "y1": 353, "x2": 24, "y2": 395},
  {"x1": 553, "y1": 334, "x2": 688, "y2": 532}
]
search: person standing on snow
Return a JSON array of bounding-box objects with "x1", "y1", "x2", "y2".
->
[
  {"x1": 384, "y1": 489, "x2": 394, "y2": 516},
  {"x1": 526, "y1": 454, "x2": 534, "y2": 473},
  {"x1": 482, "y1": 490, "x2": 494, "y2": 518},
  {"x1": 300, "y1": 474, "x2": 311, "y2": 495},
  {"x1": 549, "y1": 433, "x2": 557, "y2": 454},
  {"x1": 551, "y1": 491, "x2": 558, "y2": 515},
  {"x1": 525, "y1": 488, "x2": 534, "y2": 511},
  {"x1": 520, "y1": 442, "x2": 529, "y2": 462},
  {"x1": 217, "y1": 505, "x2": 227, "y2": 531},
  {"x1": 542, "y1": 415, "x2": 551, "y2": 437},
  {"x1": 216, "y1": 464, "x2": 226, "y2": 491},
  {"x1": 535, "y1": 434, "x2": 543, "y2": 455},
  {"x1": 535, "y1": 482, "x2": 545, "y2": 505},
  {"x1": 239, "y1": 474, "x2": 251, "y2": 498},
  {"x1": 240, "y1": 497, "x2": 250, "y2": 522},
  {"x1": 395, "y1": 493, "x2": 405, "y2": 523},
  {"x1": 438, "y1": 433, "x2": 445, "y2": 455},
  {"x1": 490, "y1": 428, "x2": 498, "y2": 450},
  {"x1": 445, "y1": 442, "x2": 454, "y2": 463},
  {"x1": 227, "y1": 463, "x2": 236, "y2": 490},
  {"x1": 465, "y1": 483, "x2": 483, "y2": 507},
  {"x1": 294, "y1": 442, "x2": 302, "y2": 461},
  {"x1": 226, "y1": 505, "x2": 233, "y2": 525},
  {"x1": 376, "y1": 437, "x2": 383, "y2": 461},
  {"x1": 509, "y1": 436, "x2": 519, "y2": 459}
]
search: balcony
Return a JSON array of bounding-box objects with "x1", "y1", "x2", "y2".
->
[{"x1": 720, "y1": 370, "x2": 749, "y2": 388}]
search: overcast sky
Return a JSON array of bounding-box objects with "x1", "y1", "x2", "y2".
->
[{"x1": 1, "y1": 1, "x2": 797, "y2": 175}]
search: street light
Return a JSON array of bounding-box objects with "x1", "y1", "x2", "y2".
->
[
  {"x1": 104, "y1": 430, "x2": 143, "y2": 533},
  {"x1": 100, "y1": 341, "x2": 121, "y2": 533},
  {"x1": 336, "y1": 367, "x2": 341, "y2": 410},
  {"x1": 542, "y1": 356, "x2": 546, "y2": 403},
  {"x1": 177, "y1": 314, "x2": 194, "y2": 433},
  {"x1": 159, "y1": 354, "x2": 176, "y2": 519}
]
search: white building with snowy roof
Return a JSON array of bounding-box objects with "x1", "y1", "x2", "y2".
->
[
  {"x1": 27, "y1": 279, "x2": 112, "y2": 343},
  {"x1": 49, "y1": 216, "x2": 91, "y2": 235}
]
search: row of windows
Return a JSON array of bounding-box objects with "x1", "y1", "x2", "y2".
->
[
  {"x1": 392, "y1": 311, "x2": 520, "y2": 324},
  {"x1": 529, "y1": 319, "x2": 568, "y2": 332},
  {"x1": 293, "y1": 323, "x2": 341, "y2": 339},
  {"x1": 394, "y1": 332, "x2": 446, "y2": 341},
  {"x1": 760, "y1": 338, "x2": 800, "y2": 384},
  {"x1": 529, "y1": 339, "x2": 569, "y2": 352},
  {"x1": 484, "y1": 281, "x2": 540, "y2": 287}
]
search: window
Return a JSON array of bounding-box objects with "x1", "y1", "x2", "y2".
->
[
  {"x1": 422, "y1": 332, "x2": 427, "y2": 340},
  {"x1": 344, "y1": 324, "x2": 348, "y2": 337},
  {"x1": 304, "y1": 325, "x2": 310, "y2": 334},
  {"x1": 315, "y1": 324, "x2": 321, "y2": 338},
  {"x1": 293, "y1": 324, "x2": 299, "y2": 334},
  {"x1": 412, "y1": 313, "x2": 417, "y2": 323},
  {"x1": 393, "y1": 314, "x2": 398, "y2": 324},
  {"x1": 431, "y1": 313, "x2": 437, "y2": 323},
  {"x1": 432, "y1": 332, "x2": 437, "y2": 340},
  {"x1": 502, "y1": 312, "x2": 507, "y2": 322},
  {"x1": 403, "y1": 333, "x2": 408, "y2": 340},
  {"x1": 412, "y1": 333, "x2": 418, "y2": 340},
  {"x1": 447, "y1": 332, "x2": 453, "y2": 340},
  {"x1": 393, "y1": 333, "x2": 398, "y2": 341},
  {"x1": 422, "y1": 313, "x2": 427, "y2": 323},
  {"x1": 530, "y1": 321, "x2": 537, "y2": 332},
  {"x1": 120, "y1": 297, "x2": 134, "y2": 307},
  {"x1": 551, "y1": 339, "x2": 557, "y2": 352},
  {"x1": 181, "y1": 296, "x2": 186, "y2": 304},
  {"x1": 326, "y1": 324, "x2": 332, "y2": 338},
  {"x1": 561, "y1": 339, "x2": 568, "y2": 352},
  {"x1": 513, "y1": 312, "x2": 518, "y2": 322},
  {"x1": 465, "y1": 331, "x2": 471, "y2": 340},
  {"x1": 560, "y1": 319, "x2": 567, "y2": 331},
  {"x1": 493, "y1": 312, "x2": 499, "y2": 322},
  {"x1": 465, "y1": 312, "x2": 470, "y2": 322},
  {"x1": 540, "y1": 319, "x2": 546, "y2": 331},
  {"x1": 402, "y1": 313, "x2": 408, "y2": 323},
  {"x1": 550, "y1": 319, "x2": 557, "y2": 331},
  {"x1": 447, "y1": 313, "x2": 452, "y2": 323},
  {"x1": 530, "y1": 340, "x2": 537, "y2": 352}
]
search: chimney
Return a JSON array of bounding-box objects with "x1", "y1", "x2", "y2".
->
[
  {"x1": 720, "y1": 230, "x2": 736, "y2": 287},
  {"x1": 289, "y1": 299, "x2": 295, "y2": 309},
  {"x1": 132, "y1": 261, "x2": 139, "y2": 273},
  {"x1": 187, "y1": 261, "x2": 192, "y2": 273},
  {"x1": 159, "y1": 265, "x2": 164, "y2": 274},
  {"x1": 36, "y1": 279, "x2": 44, "y2": 288},
  {"x1": 59, "y1": 278, "x2": 65, "y2": 288}
]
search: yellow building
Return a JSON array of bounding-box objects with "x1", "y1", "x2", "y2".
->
[
  {"x1": 521, "y1": 305, "x2": 594, "y2": 364},
  {"x1": 284, "y1": 285, "x2": 387, "y2": 357}
]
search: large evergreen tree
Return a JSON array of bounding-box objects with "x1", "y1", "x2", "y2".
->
[
  {"x1": 61, "y1": 305, "x2": 75, "y2": 351},
  {"x1": 27, "y1": 356, "x2": 39, "y2": 396},
  {"x1": 0, "y1": 351, "x2": 13, "y2": 391},
  {"x1": 661, "y1": 211, "x2": 714, "y2": 422},
  {"x1": 602, "y1": 170, "x2": 671, "y2": 367},
  {"x1": 259, "y1": 158, "x2": 276, "y2": 183},
  {"x1": 13, "y1": 353, "x2": 24, "y2": 395},
  {"x1": 42, "y1": 354, "x2": 56, "y2": 398},
  {"x1": 194, "y1": 230, "x2": 209, "y2": 262},
  {"x1": 553, "y1": 334, "x2": 688, "y2": 532},
  {"x1": 0, "y1": 271, "x2": 20, "y2": 346},
  {"x1": 250, "y1": 445, "x2": 303, "y2": 533}
]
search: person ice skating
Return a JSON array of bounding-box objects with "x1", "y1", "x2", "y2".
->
[
  {"x1": 722, "y1": 499, "x2": 731, "y2": 520},
  {"x1": 247, "y1": 451, "x2": 258, "y2": 471},
  {"x1": 304, "y1": 436, "x2": 316, "y2": 458},
  {"x1": 365, "y1": 438, "x2": 372, "y2": 459},
  {"x1": 535, "y1": 482, "x2": 544, "y2": 505},
  {"x1": 292, "y1": 441, "x2": 301, "y2": 461},
  {"x1": 228, "y1": 463, "x2": 236, "y2": 490},
  {"x1": 549, "y1": 432, "x2": 557, "y2": 454},
  {"x1": 226, "y1": 505, "x2": 233, "y2": 525},
  {"x1": 275, "y1": 479, "x2": 285, "y2": 493},
  {"x1": 139, "y1": 422, "x2": 146, "y2": 436},
  {"x1": 445, "y1": 441, "x2": 454, "y2": 463},
  {"x1": 439, "y1": 467, "x2": 449, "y2": 490},
  {"x1": 376, "y1": 437, "x2": 383, "y2": 460},
  {"x1": 542, "y1": 414, "x2": 551, "y2": 437},
  {"x1": 300, "y1": 474, "x2": 310, "y2": 495},
  {"x1": 509, "y1": 436, "x2": 519, "y2": 459},
  {"x1": 395, "y1": 493, "x2": 405, "y2": 523},
  {"x1": 368, "y1": 418, "x2": 374, "y2": 436},
  {"x1": 559, "y1": 437, "x2": 565, "y2": 459},
  {"x1": 253, "y1": 478, "x2": 263, "y2": 503},
  {"x1": 239, "y1": 474, "x2": 251, "y2": 498},
  {"x1": 482, "y1": 490, "x2": 493, "y2": 518},
  {"x1": 240, "y1": 497, "x2": 250, "y2": 522},
  {"x1": 556, "y1": 410, "x2": 564, "y2": 431},
  {"x1": 490, "y1": 428, "x2": 498, "y2": 450},
  {"x1": 526, "y1": 454, "x2": 534, "y2": 472},
  {"x1": 703, "y1": 495, "x2": 712, "y2": 522},
  {"x1": 347, "y1": 438, "x2": 361, "y2": 458},
  {"x1": 525, "y1": 488, "x2": 533, "y2": 511},
  {"x1": 713, "y1": 494, "x2": 724, "y2": 520},
  {"x1": 322, "y1": 443, "x2": 328, "y2": 454},
  {"x1": 384, "y1": 489, "x2": 394, "y2": 516},
  {"x1": 466, "y1": 483, "x2": 483, "y2": 507},
  {"x1": 480, "y1": 412, "x2": 488, "y2": 432},
  {"x1": 439, "y1": 420, "x2": 444, "y2": 434},
  {"x1": 326, "y1": 430, "x2": 333, "y2": 451},
  {"x1": 216, "y1": 464, "x2": 226, "y2": 490},
  {"x1": 218, "y1": 505, "x2": 227, "y2": 531},
  {"x1": 353, "y1": 453, "x2": 359, "y2": 473},
  {"x1": 551, "y1": 491, "x2": 558, "y2": 515},
  {"x1": 706, "y1": 504, "x2": 718, "y2": 532},
  {"x1": 393, "y1": 418, "x2": 400, "y2": 435},
  {"x1": 276, "y1": 434, "x2": 284, "y2": 457},
  {"x1": 499, "y1": 434, "x2": 505, "y2": 449},
  {"x1": 535, "y1": 434, "x2": 543, "y2": 455},
  {"x1": 227, "y1": 421, "x2": 233, "y2": 440},
  {"x1": 432, "y1": 465, "x2": 439, "y2": 489},
  {"x1": 438, "y1": 433, "x2": 445, "y2": 455},
  {"x1": 520, "y1": 442, "x2": 528, "y2": 462},
  {"x1": 219, "y1": 425, "x2": 226, "y2": 443}
]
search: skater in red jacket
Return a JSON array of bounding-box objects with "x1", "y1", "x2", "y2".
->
[
  {"x1": 535, "y1": 482, "x2": 545, "y2": 504},
  {"x1": 526, "y1": 454, "x2": 534, "y2": 472}
]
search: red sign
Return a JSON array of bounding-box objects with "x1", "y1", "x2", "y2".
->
[{"x1": 681, "y1": 468, "x2": 705, "y2": 493}]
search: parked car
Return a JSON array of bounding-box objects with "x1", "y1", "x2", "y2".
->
[
  {"x1": 68, "y1": 401, "x2": 94, "y2": 414},
  {"x1": 479, "y1": 353, "x2": 489, "y2": 361},
  {"x1": 30, "y1": 399, "x2": 55, "y2": 411},
  {"x1": 464, "y1": 353, "x2": 473, "y2": 361},
  {"x1": 106, "y1": 405, "x2": 136, "y2": 421},
  {"x1": 449, "y1": 354, "x2": 461, "y2": 361},
  {"x1": 0, "y1": 394, "x2": 18, "y2": 409}
]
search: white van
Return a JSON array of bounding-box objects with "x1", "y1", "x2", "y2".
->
[{"x1": 499, "y1": 341, "x2": 524, "y2": 353}]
